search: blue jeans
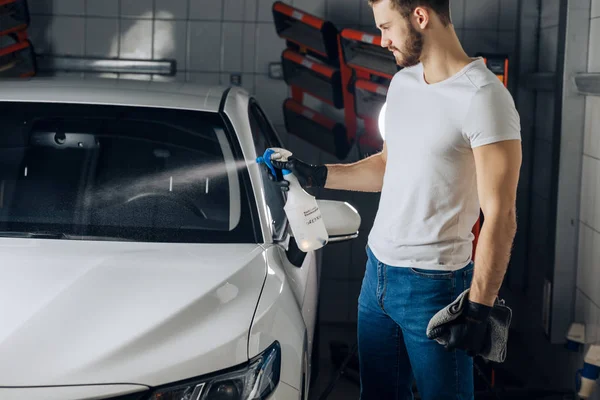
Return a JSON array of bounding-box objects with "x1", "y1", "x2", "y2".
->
[{"x1": 357, "y1": 245, "x2": 475, "y2": 400}]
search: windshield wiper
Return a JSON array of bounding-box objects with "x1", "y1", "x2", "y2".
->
[{"x1": 0, "y1": 231, "x2": 69, "y2": 239}]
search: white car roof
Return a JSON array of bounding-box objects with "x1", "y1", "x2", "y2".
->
[{"x1": 0, "y1": 76, "x2": 233, "y2": 112}]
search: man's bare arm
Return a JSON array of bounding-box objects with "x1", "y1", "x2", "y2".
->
[
  {"x1": 324, "y1": 142, "x2": 387, "y2": 192},
  {"x1": 469, "y1": 139, "x2": 522, "y2": 307}
]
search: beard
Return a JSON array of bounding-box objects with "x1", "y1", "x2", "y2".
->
[{"x1": 390, "y1": 23, "x2": 423, "y2": 67}]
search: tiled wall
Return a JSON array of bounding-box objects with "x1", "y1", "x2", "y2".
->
[
  {"x1": 500, "y1": 0, "x2": 600, "y2": 394},
  {"x1": 25, "y1": 0, "x2": 522, "y2": 325},
  {"x1": 577, "y1": 0, "x2": 600, "y2": 382}
]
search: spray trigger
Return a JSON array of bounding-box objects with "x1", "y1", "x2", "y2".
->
[{"x1": 256, "y1": 148, "x2": 292, "y2": 178}]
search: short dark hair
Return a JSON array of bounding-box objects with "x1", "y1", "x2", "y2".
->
[{"x1": 368, "y1": 0, "x2": 452, "y2": 26}]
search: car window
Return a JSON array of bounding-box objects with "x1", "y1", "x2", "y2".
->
[
  {"x1": 0, "y1": 102, "x2": 257, "y2": 243},
  {"x1": 248, "y1": 100, "x2": 288, "y2": 241}
]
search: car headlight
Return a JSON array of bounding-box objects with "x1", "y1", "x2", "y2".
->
[{"x1": 147, "y1": 341, "x2": 281, "y2": 400}]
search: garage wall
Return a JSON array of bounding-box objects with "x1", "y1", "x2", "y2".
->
[
  {"x1": 25, "y1": 0, "x2": 522, "y2": 325},
  {"x1": 577, "y1": 0, "x2": 600, "y2": 363}
]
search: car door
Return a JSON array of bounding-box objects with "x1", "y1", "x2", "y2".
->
[{"x1": 247, "y1": 99, "x2": 320, "y2": 345}]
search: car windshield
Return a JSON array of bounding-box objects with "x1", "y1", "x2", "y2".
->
[{"x1": 0, "y1": 102, "x2": 257, "y2": 243}]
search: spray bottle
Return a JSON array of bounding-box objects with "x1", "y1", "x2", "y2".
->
[{"x1": 257, "y1": 148, "x2": 328, "y2": 252}]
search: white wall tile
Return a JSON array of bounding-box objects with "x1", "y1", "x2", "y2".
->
[
  {"x1": 119, "y1": 19, "x2": 153, "y2": 59},
  {"x1": 450, "y1": 0, "x2": 465, "y2": 29},
  {"x1": 295, "y1": 0, "x2": 327, "y2": 20},
  {"x1": 242, "y1": 23, "x2": 257, "y2": 73},
  {"x1": 575, "y1": 288, "x2": 587, "y2": 323},
  {"x1": 50, "y1": 16, "x2": 85, "y2": 56},
  {"x1": 584, "y1": 97, "x2": 600, "y2": 159},
  {"x1": 242, "y1": 73, "x2": 256, "y2": 94},
  {"x1": 154, "y1": 20, "x2": 187, "y2": 70},
  {"x1": 575, "y1": 289, "x2": 600, "y2": 345},
  {"x1": 594, "y1": 156, "x2": 600, "y2": 232},
  {"x1": 85, "y1": 18, "x2": 119, "y2": 57},
  {"x1": 580, "y1": 156, "x2": 596, "y2": 227},
  {"x1": 53, "y1": 0, "x2": 85, "y2": 15},
  {"x1": 224, "y1": 0, "x2": 245, "y2": 21},
  {"x1": 499, "y1": 0, "x2": 519, "y2": 30},
  {"x1": 593, "y1": 0, "x2": 600, "y2": 18},
  {"x1": 577, "y1": 224, "x2": 600, "y2": 306},
  {"x1": 327, "y1": 0, "x2": 360, "y2": 26},
  {"x1": 244, "y1": 0, "x2": 258, "y2": 21},
  {"x1": 221, "y1": 23, "x2": 243, "y2": 72},
  {"x1": 85, "y1": 0, "x2": 118, "y2": 17},
  {"x1": 189, "y1": 0, "x2": 223, "y2": 20},
  {"x1": 255, "y1": 22, "x2": 285, "y2": 75},
  {"x1": 577, "y1": 224, "x2": 594, "y2": 298},
  {"x1": 464, "y1": 0, "x2": 499, "y2": 30},
  {"x1": 120, "y1": 0, "x2": 154, "y2": 19},
  {"x1": 258, "y1": 0, "x2": 290, "y2": 22},
  {"x1": 592, "y1": 230, "x2": 600, "y2": 307},
  {"x1": 186, "y1": 72, "x2": 222, "y2": 86},
  {"x1": 254, "y1": 75, "x2": 289, "y2": 126},
  {"x1": 188, "y1": 21, "x2": 222, "y2": 71},
  {"x1": 589, "y1": 18, "x2": 600, "y2": 72},
  {"x1": 155, "y1": 0, "x2": 189, "y2": 19}
]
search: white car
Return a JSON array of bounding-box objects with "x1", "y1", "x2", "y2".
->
[{"x1": 0, "y1": 78, "x2": 361, "y2": 400}]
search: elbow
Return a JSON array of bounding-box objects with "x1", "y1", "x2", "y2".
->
[{"x1": 483, "y1": 204, "x2": 518, "y2": 233}]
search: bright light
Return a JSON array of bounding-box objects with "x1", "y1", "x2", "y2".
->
[{"x1": 378, "y1": 102, "x2": 387, "y2": 140}]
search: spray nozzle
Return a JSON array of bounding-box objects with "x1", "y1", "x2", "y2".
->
[{"x1": 256, "y1": 148, "x2": 293, "y2": 178}]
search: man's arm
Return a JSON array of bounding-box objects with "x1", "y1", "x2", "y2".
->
[
  {"x1": 324, "y1": 142, "x2": 387, "y2": 192},
  {"x1": 469, "y1": 139, "x2": 522, "y2": 307}
]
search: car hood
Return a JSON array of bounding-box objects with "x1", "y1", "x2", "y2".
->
[{"x1": 0, "y1": 239, "x2": 266, "y2": 387}]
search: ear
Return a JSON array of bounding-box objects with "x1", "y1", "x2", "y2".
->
[{"x1": 413, "y1": 6, "x2": 430, "y2": 29}]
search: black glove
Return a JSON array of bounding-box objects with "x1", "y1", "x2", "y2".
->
[
  {"x1": 438, "y1": 300, "x2": 492, "y2": 357},
  {"x1": 262, "y1": 157, "x2": 328, "y2": 191}
]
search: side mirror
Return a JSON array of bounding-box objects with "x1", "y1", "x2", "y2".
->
[{"x1": 317, "y1": 199, "x2": 361, "y2": 243}]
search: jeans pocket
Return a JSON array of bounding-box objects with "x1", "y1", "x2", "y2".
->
[{"x1": 409, "y1": 267, "x2": 454, "y2": 280}]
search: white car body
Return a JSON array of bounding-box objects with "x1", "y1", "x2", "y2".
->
[{"x1": 0, "y1": 78, "x2": 360, "y2": 400}]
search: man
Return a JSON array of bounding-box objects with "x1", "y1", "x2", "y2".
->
[{"x1": 269, "y1": 0, "x2": 522, "y2": 398}]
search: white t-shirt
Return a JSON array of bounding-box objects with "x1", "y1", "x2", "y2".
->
[{"x1": 367, "y1": 58, "x2": 521, "y2": 271}]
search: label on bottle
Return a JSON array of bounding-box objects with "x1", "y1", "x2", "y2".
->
[{"x1": 304, "y1": 206, "x2": 322, "y2": 226}]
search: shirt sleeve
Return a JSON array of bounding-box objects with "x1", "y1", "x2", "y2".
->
[{"x1": 462, "y1": 82, "x2": 522, "y2": 148}]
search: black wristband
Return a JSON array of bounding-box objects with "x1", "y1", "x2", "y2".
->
[{"x1": 312, "y1": 165, "x2": 328, "y2": 188}]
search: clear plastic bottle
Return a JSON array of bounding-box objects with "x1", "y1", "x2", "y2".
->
[
  {"x1": 282, "y1": 170, "x2": 328, "y2": 252},
  {"x1": 257, "y1": 148, "x2": 329, "y2": 252}
]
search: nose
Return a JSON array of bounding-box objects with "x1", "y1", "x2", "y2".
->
[{"x1": 381, "y1": 35, "x2": 390, "y2": 49}]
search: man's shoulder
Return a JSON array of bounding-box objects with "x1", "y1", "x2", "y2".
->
[
  {"x1": 463, "y1": 60, "x2": 505, "y2": 91},
  {"x1": 389, "y1": 64, "x2": 422, "y2": 86}
]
